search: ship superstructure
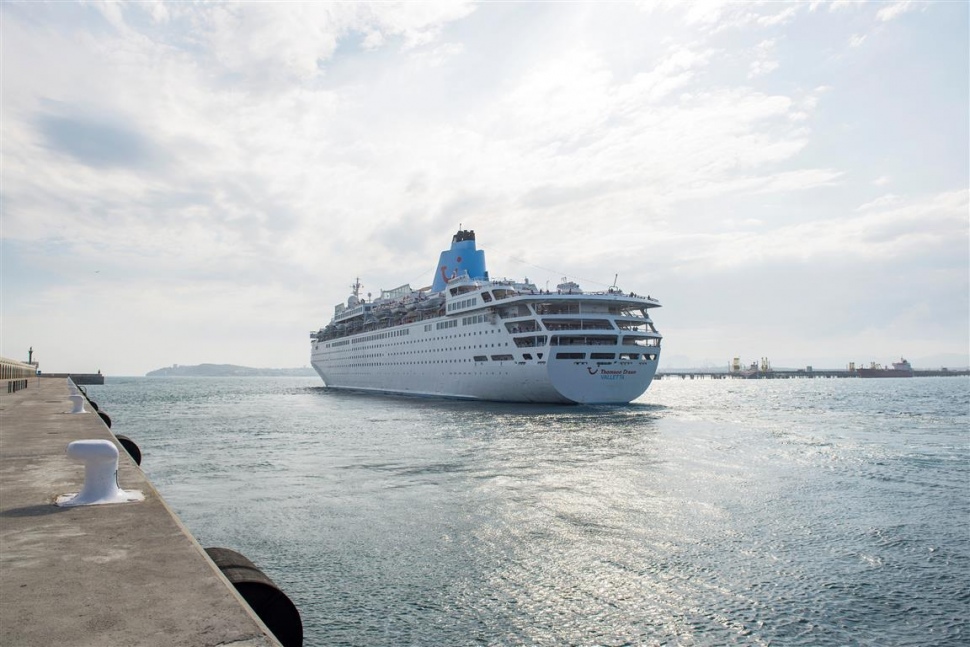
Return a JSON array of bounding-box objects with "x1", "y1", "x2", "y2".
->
[{"x1": 309, "y1": 229, "x2": 662, "y2": 404}]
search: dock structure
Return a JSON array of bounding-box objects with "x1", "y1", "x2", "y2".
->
[
  {"x1": 657, "y1": 356, "x2": 970, "y2": 380},
  {"x1": 0, "y1": 376, "x2": 281, "y2": 647},
  {"x1": 656, "y1": 368, "x2": 969, "y2": 380},
  {"x1": 38, "y1": 371, "x2": 105, "y2": 385}
]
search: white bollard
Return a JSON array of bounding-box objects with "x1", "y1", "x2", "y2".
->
[
  {"x1": 56, "y1": 440, "x2": 144, "y2": 507},
  {"x1": 68, "y1": 394, "x2": 86, "y2": 414}
]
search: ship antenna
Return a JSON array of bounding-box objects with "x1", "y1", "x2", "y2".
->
[{"x1": 351, "y1": 277, "x2": 362, "y2": 298}]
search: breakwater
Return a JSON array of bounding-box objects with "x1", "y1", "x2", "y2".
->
[
  {"x1": 0, "y1": 377, "x2": 296, "y2": 646},
  {"x1": 39, "y1": 371, "x2": 105, "y2": 384}
]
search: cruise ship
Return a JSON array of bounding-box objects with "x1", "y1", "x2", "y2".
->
[{"x1": 309, "y1": 229, "x2": 662, "y2": 404}]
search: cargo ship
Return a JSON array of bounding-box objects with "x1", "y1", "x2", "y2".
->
[{"x1": 857, "y1": 358, "x2": 914, "y2": 378}]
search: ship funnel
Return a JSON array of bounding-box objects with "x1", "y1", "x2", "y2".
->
[{"x1": 431, "y1": 229, "x2": 489, "y2": 292}]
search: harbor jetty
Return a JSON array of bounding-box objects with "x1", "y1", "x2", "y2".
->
[
  {"x1": 656, "y1": 368, "x2": 970, "y2": 380},
  {"x1": 0, "y1": 372, "x2": 285, "y2": 647},
  {"x1": 36, "y1": 371, "x2": 105, "y2": 385},
  {"x1": 657, "y1": 358, "x2": 969, "y2": 380}
]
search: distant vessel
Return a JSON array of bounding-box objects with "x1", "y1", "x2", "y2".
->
[
  {"x1": 857, "y1": 358, "x2": 914, "y2": 378},
  {"x1": 309, "y1": 229, "x2": 663, "y2": 404}
]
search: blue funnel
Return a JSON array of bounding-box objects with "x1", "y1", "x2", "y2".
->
[{"x1": 431, "y1": 230, "x2": 488, "y2": 292}]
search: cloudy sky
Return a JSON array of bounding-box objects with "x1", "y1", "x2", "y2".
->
[{"x1": 2, "y1": 0, "x2": 967, "y2": 375}]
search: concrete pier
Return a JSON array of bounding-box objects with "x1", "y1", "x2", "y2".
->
[
  {"x1": 0, "y1": 377, "x2": 280, "y2": 646},
  {"x1": 38, "y1": 371, "x2": 105, "y2": 385},
  {"x1": 656, "y1": 368, "x2": 970, "y2": 380}
]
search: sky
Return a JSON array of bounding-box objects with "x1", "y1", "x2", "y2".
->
[{"x1": 1, "y1": 0, "x2": 967, "y2": 376}]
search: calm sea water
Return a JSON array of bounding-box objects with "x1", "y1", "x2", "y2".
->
[{"x1": 84, "y1": 376, "x2": 969, "y2": 647}]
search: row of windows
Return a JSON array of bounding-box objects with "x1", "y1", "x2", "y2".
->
[
  {"x1": 322, "y1": 351, "x2": 658, "y2": 368},
  {"x1": 552, "y1": 335, "x2": 618, "y2": 346},
  {"x1": 319, "y1": 353, "x2": 658, "y2": 373},
  {"x1": 354, "y1": 328, "x2": 410, "y2": 344},
  {"x1": 328, "y1": 343, "x2": 511, "y2": 363},
  {"x1": 323, "y1": 334, "x2": 662, "y2": 359},
  {"x1": 326, "y1": 357, "x2": 520, "y2": 368},
  {"x1": 321, "y1": 320, "x2": 660, "y2": 356},
  {"x1": 335, "y1": 350, "x2": 657, "y2": 362},
  {"x1": 557, "y1": 352, "x2": 658, "y2": 361},
  {"x1": 347, "y1": 329, "x2": 502, "y2": 352},
  {"x1": 329, "y1": 306, "x2": 656, "y2": 347},
  {"x1": 447, "y1": 297, "x2": 478, "y2": 312},
  {"x1": 325, "y1": 351, "x2": 654, "y2": 363}
]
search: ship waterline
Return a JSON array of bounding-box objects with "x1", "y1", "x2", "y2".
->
[{"x1": 310, "y1": 230, "x2": 662, "y2": 404}]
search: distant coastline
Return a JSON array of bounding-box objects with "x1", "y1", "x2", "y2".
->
[{"x1": 146, "y1": 364, "x2": 316, "y2": 377}]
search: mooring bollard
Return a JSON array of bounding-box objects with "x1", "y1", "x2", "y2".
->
[
  {"x1": 55, "y1": 440, "x2": 144, "y2": 507},
  {"x1": 68, "y1": 394, "x2": 87, "y2": 414}
]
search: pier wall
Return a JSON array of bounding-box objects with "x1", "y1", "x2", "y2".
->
[
  {"x1": 39, "y1": 371, "x2": 105, "y2": 385},
  {"x1": 0, "y1": 377, "x2": 281, "y2": 646}
]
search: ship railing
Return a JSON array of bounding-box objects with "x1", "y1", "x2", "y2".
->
[
  {"x1": 318, "y1": 307, "x2": 447, "y2": 342},
  {"x1": 550, "y1": 336, "x2": 619, "y2": 346},
  {"x1": 622, "y1": 337, "x2": 662, "y2": 347},
  {"x1": 545, "y1": 289, "x2": 659, "y2": 302},
  {"x1": 488, "y1": 282, "x2": 659, "y2": 304}
]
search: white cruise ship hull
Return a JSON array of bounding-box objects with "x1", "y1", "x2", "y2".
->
[{"x1": 310, "y1": 317, "x2": 660, "y2": 404}]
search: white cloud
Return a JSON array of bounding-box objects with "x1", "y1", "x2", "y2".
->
[
  {"x1": 877, "y1": 0, "x2": 918, "y2": 22},
  {"x1": 184, "y1": 2, "x2": 476, "y2": 85},
  {"x1": 748, "y1": 39, "x2": 780, "y2": 78},
  {"x1": 758, "y1": 6, "x2": 800, "y2": 27},
  {"x1": 681, "y1": 0, "x2": 736, "y2": 25},
  {"x1": 683, "y1": 189, "x2": 969, "y2": 270},
  {"x1": 855, "y1": 193, "x2": 901, "y2": 211},
  {"x1": 829, "y1": 0, "x2": 865, "y2": 12},
  {"x1": 148, "y1": 1, "x2": 169, "y2": 24},
  {"x1": 653, "y1": 0, "x2": 803, "y2": 34}
]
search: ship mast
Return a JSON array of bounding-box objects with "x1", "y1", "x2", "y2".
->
[{"x1": 351, "y1": 278, "x2": 363, "y2": 299}]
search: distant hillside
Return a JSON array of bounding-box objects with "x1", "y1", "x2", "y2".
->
[{"x1": 146, "y1": 364, "x2": 317, "y2": 377}]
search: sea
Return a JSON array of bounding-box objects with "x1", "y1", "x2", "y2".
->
[{"x1": 84, "y1": 376, "x2": 969, "y2": 647}]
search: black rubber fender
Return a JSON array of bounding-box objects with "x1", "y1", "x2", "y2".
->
[
  {"x1": 97, "y1": 410, "x2": 112, "y2": 428},
  {"x1": 204, "y1": 547, "x2": 303, "y2": 647},
  {"x1": 115, "y1": 434, "x2": 141, "y2": 466}
]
